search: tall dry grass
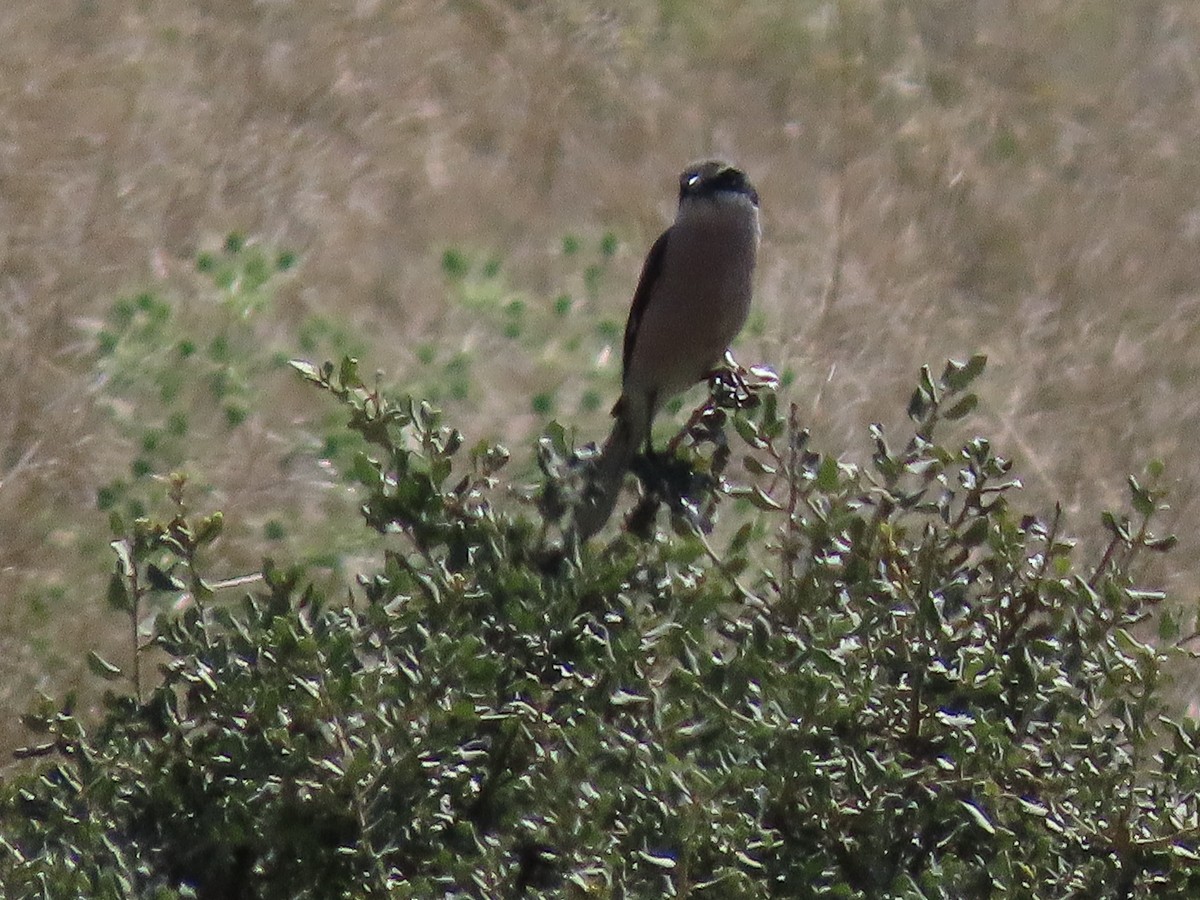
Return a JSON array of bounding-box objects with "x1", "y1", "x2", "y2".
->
[{"x1": 2, "y1": 0, "x2": 1199, "y2": 752}]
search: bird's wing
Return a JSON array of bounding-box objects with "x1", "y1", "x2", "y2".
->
[{"x1": 622, "y1": 226, "x2": 672, "y2": 384}]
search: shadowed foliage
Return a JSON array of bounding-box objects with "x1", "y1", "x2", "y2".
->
[{"x1": 6, "y1": 2, "x2": 1200, "y2": 756}]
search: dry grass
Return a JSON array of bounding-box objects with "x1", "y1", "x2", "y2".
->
[{"x1": 3, "y1": 0, "x2": 1200, "y2": 753}]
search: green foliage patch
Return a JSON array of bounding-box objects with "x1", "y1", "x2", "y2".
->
[{"x1": 93, "y1": 236, "x2": 299, "y2": 524}]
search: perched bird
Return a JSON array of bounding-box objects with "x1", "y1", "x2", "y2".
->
[{"x1": 574, "y1": 159, "x2": 761, "y2": 539}]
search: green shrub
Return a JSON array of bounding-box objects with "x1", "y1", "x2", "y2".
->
[{"x1": 3, "y1": 356, "x2": 1198, "y2": 899}]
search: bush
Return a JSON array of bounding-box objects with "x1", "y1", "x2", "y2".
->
[{"x1": 3, "y1": 355, "x2": 1198, "y2": 899}]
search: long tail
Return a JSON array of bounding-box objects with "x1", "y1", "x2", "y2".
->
[{"x1": 573, "y1": 406, "x2": 645, "y2": 540}]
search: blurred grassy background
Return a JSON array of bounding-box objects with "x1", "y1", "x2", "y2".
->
[{"x1": 2, "y1": 0, "x2": 1199, "y2": 754}]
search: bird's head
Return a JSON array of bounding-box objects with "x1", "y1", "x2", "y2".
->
[{"x1": 678, "y1": 160, "x2": 759, "y2": 208}]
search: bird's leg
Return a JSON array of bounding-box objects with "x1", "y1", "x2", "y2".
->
[
  {"x1": 704, "y1": 351, "x2": 780, "y2": 411},
  {"x1": 640, "y1": 390, "x2": 658, "y2": 457}
]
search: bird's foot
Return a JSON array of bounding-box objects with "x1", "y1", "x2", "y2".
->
[{"x1": 705, "y1": 352, "x2": 780, "y2": 410}]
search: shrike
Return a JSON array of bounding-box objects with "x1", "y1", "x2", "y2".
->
[{"x1": 574, "y1": 159, "x2": 761, "y2": 539}]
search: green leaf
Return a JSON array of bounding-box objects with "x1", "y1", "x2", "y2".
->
[
  {"x1": 350, "y1": 452, "x2": 383, "y2": 488},
  {"x1": 86, "y1": 651, "x2": 124, "y2": 682},
  {"x1": 110, "y1": 539, "x2": 134, "y2": 576},
  {"x1": 744, "y1": 456, "x2": 776, "y2": 476},
  {"x1": 747, "y1": 486, "x2": 783, "y2": 511},
  {"x1": 106, "y1": 572, "x2": 132, "y2": 613},
  {"x1": 637, "y1": 851, "x2": 676, "y2": 869},
  {"x1": 1144, "y1": 534, "x2": 1178, "y2": 552},
  {"x1": 147, "y1": 563, "x2": 185, "y2": 592},
  {"x1": 289, "y1": 359, "x2": 321, "y2": 382},
  {"x1": 11, "y1": 741, "x2": 57, "y2": 760},
  {"x1": 961, "y1": 518, "x2": 989, "y2": 548},
  {"x1": 816, "y1": 456, "x2": 840, "y2": 491},
  {"x1": 1126, "y1": 588, "x2": 1166, "y2": 604},
  {"x1": 907, "y1": 388, "x2": 929, "y2": 422},
  {"x1": 1114, "y1": 628, "x2": 1152, "y2": 656},
  {"x1": 1101, "y1": 511, "x2": 1130, "y2": 541},
  {"x1": 943, "y1": 393, "x2": 978, "y2": 421},
  {"x1": 338, "y1": 356, "x2": 361, "y2": 389},
  {"x1": 960, "y1": 799, "x2": 996, "y2": 835},
  {"x1": 942, "y1": 354, "x2": 987, "y2": 391},
  {"x1": 733, "y1": 415, "x2": 767, "y2": 449},
  {"x1": 919, "y1": 365, "x2": 937, "y2": 397},
  {"x1": 1016, "y1": 797, "x2": 1048, "y2": 817},
  {"x1": 728, "y1": 522, "x2": 755, "y2": 556},
  {"x1": 610, "y1": 689, "x2": 648, "y2": 707},
  {"x1": 195, "y1": 511, "x2": 224, "y2": 545},
  {"x1": 963, "y1": 353, "x2": 988, "y2": 382},
  {"x1": 1158, "y1": 609, "x2": 1181, "y2": 642},
  {"x1": 1127, "y1": 475, "x2": 1154, "y2": 517}
]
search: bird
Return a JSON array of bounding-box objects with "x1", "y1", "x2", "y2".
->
[{"x1": 573, "y1": 159, "x2": 761, "y2": 539}]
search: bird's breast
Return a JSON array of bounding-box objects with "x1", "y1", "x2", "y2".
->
[{"x1": 623, "y1": 201, "x2": 759, "y2": 403}]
